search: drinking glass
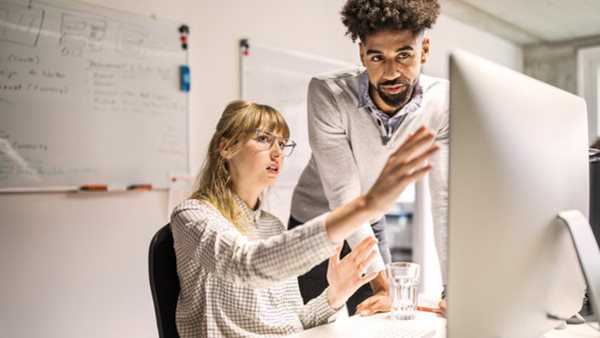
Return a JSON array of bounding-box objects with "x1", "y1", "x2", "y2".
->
[{"x1": 386, "y1": 262, "x2": 420, "y2": 320}]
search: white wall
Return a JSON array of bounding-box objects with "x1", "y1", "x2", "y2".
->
[
  {"x1": 426, "y1": 14, "x2": 523, "y2": 78},
  {"x1": 578, "y1": 45, "x2": 600, "y2": 144},
  {"x1": 0, "y1": 1, "x2": 522, "y2": 338}
]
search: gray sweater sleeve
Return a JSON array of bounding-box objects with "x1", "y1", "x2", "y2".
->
[
  {"x1": 307, "y1": 77, "x2": 386, "y2": 272},
  {"x1": 307, "y1": 77, "x2": 362, "y2": 210},
  {"x1": 430, "y1": 107, "x2": 450, "y2": 284}
]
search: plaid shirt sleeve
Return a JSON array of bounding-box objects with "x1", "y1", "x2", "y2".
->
[
  {"x1": 172, "y1": 201, "x2": 337, "y2": 288},
  {"x1": 298, "y1": 287, "x2": 339, "y2": 329}
]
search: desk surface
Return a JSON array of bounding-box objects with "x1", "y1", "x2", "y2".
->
[
  {"x1": 289, "y1": 312, "x2": 599, "y2": 338},
  {"x1": 289, "y1": 312, "x2": 445, "y2": 338}
]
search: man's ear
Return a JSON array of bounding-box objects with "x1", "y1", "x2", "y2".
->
[
  {"x1": 359, "y1": 42, "x2": 366, "y2": 67},
  {"x1": 218, "y1": 137, "x2": 231, "y2": 160},
  {"x1": 421, "y1": 37, "x2": 430, "y2": 64}
]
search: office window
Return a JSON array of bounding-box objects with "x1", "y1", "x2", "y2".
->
[
  {"x1": 578, "y1": 45, "x2": 600, "y2": 144},
  {"x1": 597, "y1": 65, "x2": 600, "y2": 121},
  {"x1": 385, "y1": 184, "x2": 415, "y2": 262}
]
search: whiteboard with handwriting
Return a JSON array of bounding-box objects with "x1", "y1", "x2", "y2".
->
[{"x1": 0, "y1": 0, "x2": 188, "y2": 191}]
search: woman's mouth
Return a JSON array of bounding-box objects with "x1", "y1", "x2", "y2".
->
[{"x1": 266, "y1": 164, "x2": 280, "y2": 174}]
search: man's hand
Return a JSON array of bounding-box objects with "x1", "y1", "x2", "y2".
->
[
  {"x1": 326, "y1": 237, "x2": 379, "y2": 310},
  {"x1": 356, "y1": 289, "x2": 391, "y2": 316},
  {"x1": 438, "y1": 298, "x2": 446, "y2": 316},
  {"x1": 355, "y1": 270, "x2": 391, "y2": 316}
]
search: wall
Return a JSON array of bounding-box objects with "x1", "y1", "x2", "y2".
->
[
  {"x1": 522, "y1": 36, "x2": 600, "y2": 144},
  {"x1": 0, "y1": 1, "x2": 521, "y2": 338},
  {"x1": 523, "y1": 35, "x2": 600, "y2": 94},
  {"x1": 427, "y1": 14, "x2": 523, "y2": 78}
]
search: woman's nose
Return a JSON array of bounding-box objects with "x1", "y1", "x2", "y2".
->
[{"x1": 270, "y1": 142, "x2": 283, "y2": 157}]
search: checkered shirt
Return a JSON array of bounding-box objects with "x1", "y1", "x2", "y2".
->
[{"x1": 171, "y1": 197, "x2": 338, "y2": 338}]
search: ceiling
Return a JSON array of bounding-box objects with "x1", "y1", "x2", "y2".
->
[{"x1": 440, "y1": 0, "x2": 600, "y2": 45}]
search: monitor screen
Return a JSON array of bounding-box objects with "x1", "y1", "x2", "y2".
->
[{"x1": 446, "y1": 50, "x2": 589, "y2": 338}]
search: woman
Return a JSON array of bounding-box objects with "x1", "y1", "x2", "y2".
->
[{"x1": 171, "y1": 100, "x2": 437, "y2": 337}]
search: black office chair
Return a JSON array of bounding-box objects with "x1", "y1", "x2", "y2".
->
[{"x1": 149, "y1": 224, "x2": 180, "y2": 338}]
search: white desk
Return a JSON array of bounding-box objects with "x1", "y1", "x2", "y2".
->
[
  {"x1": 543, "y1": 323, "x2": 600, "y2": 338},
  {"x1": 289, "y1": 311, "x2": 599, "y2": 338},
  {"x1": 288, "y1": 311, "x2": 445, "y2": 338}
]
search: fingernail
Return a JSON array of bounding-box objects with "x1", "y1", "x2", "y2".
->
[{"x1": 360, "y1": 310, "x2": 369, "y2": 316}]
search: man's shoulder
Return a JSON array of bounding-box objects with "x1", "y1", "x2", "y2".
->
[
  {"x1": 309, "y1": 68, "x2": 363, "y2": 101},
  {"x1": 313, "y1": 67, "x2": 362, "y2": 81},
  {"x1": 420, "y1": 74, "x2": 449, "y2": 92},
  {"x1": 312, "y1": 68, "x2": 362, "y2": 88},
  {"x1": 420, "y1": 74, "x2": 450, "y2": 107},
  {"x1": 418, "y1": 74, "x2": 450, "y2": 120}
]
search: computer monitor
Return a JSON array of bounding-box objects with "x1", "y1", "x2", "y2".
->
[{"x1": 447, "y1": 50, "x2": 600, "y2": 337}]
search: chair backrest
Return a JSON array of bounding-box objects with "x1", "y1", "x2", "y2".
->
[{"x1": 149, "y1": 224, "x2": 180, "y2": 338}]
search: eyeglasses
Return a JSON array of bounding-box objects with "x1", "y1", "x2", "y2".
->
[{"x1": 246, "y1": 128, "x2": 296, "y2": 157}]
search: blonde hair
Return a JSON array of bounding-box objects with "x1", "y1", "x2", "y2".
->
[{"x1": 191, "y1": 100, "x2": 290, "y2": 229}]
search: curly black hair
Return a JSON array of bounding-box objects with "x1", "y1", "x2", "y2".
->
[{"x1": 341, "y1": 0, "x2": 441, "y2": 42}]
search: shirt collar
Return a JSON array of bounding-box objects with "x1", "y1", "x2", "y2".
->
[
  {"x1": 357, "y1": 70, "x2": 373, "y2": 109},
  {"x1": 357, "y1": 69, "x2": 424, "y2": 116},
  {"x1": 234, "y1": 194, "x2": 262, "y2": 225}
]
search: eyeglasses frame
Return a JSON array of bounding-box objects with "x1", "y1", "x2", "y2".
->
[{"x1": 244, "y1": 128, "x2": 297, "y2": 157}]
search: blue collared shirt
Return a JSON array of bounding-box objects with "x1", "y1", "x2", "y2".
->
[{"x1": 357, "y1": 70, "x2": 424, "y2": 141}]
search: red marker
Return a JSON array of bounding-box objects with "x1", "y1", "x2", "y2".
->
[
  {"x1": 127, "y1": 184, "x2": 152, "y2": 191},
  {"x1": 80, "y1": 185, "x2": 108, "y2": 191},
  {"x1": 416, "y1": 306, "x2": 442, "y2": 314}
]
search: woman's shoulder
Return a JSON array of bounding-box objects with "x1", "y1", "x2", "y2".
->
[
  {"x1": 171, "y1": 198, "x2": 222, "y2": 224},
  {"x1": 172, "y1": 198, "x2": 214, "y2": 212}
]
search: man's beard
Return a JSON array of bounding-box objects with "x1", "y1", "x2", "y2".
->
[{"x1": 376, "y1": 78, "x2": 415, "y2": 109}]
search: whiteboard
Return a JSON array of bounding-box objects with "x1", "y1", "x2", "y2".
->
[
  {"x1": 0, "y1": 0, "x2": 188, "y2": 191},
  {"x1": 240, "y1": 40, "x2": 355, "y2": 188}
]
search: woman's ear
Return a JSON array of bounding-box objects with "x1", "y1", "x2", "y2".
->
[
  {"x1": 219, "y1": 137, "x2": 232, "y2": 160},
  {"x1": 218, "y1": 137, "x2": 231, "y2": 160}
]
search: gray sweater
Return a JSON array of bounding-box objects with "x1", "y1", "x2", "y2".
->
[{"x1": 291, "y1": 69, "x2": 449, "y2": 281}]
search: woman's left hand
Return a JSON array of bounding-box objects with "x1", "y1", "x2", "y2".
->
[{"x1": 326, "y1": 237, "x2": 379, "y2": 310}]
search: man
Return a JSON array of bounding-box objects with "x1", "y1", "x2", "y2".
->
[{"x1": 289, "y1": 0, "x2": 448, "y2": 316}]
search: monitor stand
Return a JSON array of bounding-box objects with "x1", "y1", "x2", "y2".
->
[{"x1": 557, "y1": 210, "x2": 600, "y2": 324}]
